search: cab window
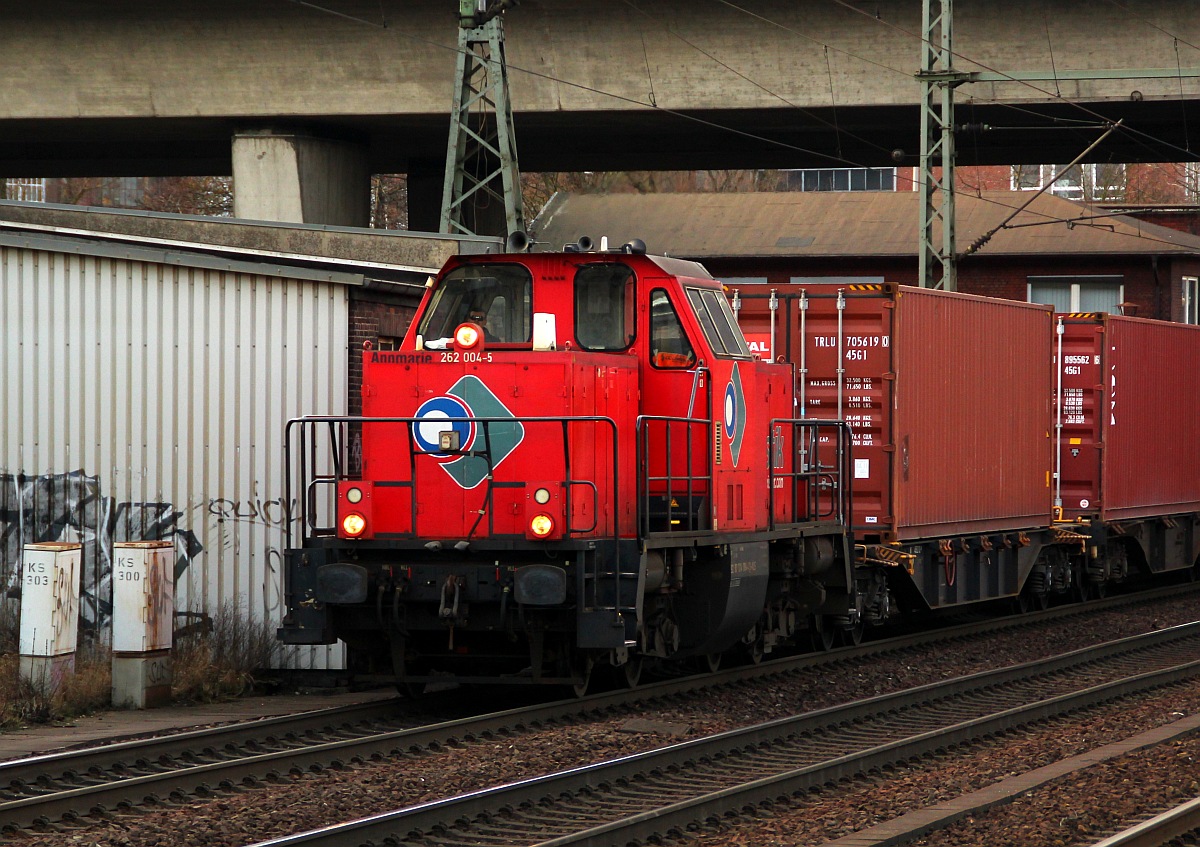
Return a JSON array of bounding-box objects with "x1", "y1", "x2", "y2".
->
[
  {"x1": 575, "y1": 263, "x2": 635, "y2": 351},
  {"x1": 418, "y1": 263, "x2": 532, "y2": 344},
  {"x1": 685, "y1": 287, "x2": 752, "y2": 358},
  {"x1": 649, "y1": 288, "x2": 696, "y2": 369}
]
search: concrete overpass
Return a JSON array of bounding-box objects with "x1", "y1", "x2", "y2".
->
[{"x1": 3, "y1": 0, "x2": 1198, "y2": 225}]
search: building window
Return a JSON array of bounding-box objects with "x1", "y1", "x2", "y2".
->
[
  {"x1": 787, "y1": 168, "x2": 896, "y2": 192},
  {"x1": 1010, "y1": 164, "x2": 1125, "y2": 201},
  {"x1": 1186, "y1": 164, "x2": 1200, "y2": 203},
  {"x1": 5, "y1": 178, "x2": 46, "y2": 202},
  {"x1": 1011, "y1": 165, "x2": 1042, "y2": 191},
  {"x1": 790, "y1": 276, "x2": 886, "y2": 284},
  {"x1": 1184, "y1": 277, "x2": 1200, "y2": 324},
  {"x1": 1028, "y1": 276, "x2": 1124, "y2": 314},
  {"x1": 376, "y1": 336, "x2": 399, "y2": 351}
]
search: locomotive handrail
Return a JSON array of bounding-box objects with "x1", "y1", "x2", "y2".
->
[
  {"x1": 767, "y1": 418, "x2": 854, "y2": 531},
  {"x1": 283, "y1": 414, "x2": 621, "y2": 548},
  {"x1": 636, "y1": 413, "x2": 714, "y2": 538},
  {"x1": 566, "y1": 480, "x2": 600, "y2": 534}
]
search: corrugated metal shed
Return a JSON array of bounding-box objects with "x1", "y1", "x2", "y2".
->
[
  {"x1": 533, "y1": 191, "x2": 1200, "y2": 259},
  {"x1": 0, "y1": 217, "x2": 482, "y2": 670}
]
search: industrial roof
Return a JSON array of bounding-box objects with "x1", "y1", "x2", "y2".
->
[
  {"x1": 532, "y1": 191, "x2": 1200, "y2": 259},
  {"x1": 0, "y1": 200, "x2": 501, "y2": 280}
]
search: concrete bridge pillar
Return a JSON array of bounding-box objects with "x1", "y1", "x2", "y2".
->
[{"x1": 232, "y1": 130, "x2": 369, "y2": 226}]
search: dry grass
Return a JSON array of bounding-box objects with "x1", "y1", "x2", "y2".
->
[
  {"x1": 0, "y1": 640, "x2": 112, "y2": 728},
  {"x1": 171, "y1": 602, "x2": 279, "y2": 703},
  {"x1": 0, "y1": 602, "x2": 279, "y2": 725}
]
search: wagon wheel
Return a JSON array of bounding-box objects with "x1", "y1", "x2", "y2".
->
[
  {"x1": 811, "y1": 616, "x2": 836, "y2": 652},
  {"x1": 1072, "y1": 569, "x2": 1092, "y2": 603}
]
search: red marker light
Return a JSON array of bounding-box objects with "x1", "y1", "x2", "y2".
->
[
  {"x1": 455, "y1": 323, "x2": 483, "y2": 350},
  {"x1": 529, "y1": 514, "x2": 555, "y2": 538},
  {"x1": 342, "y1": 513, "x2": 367, "y2": 537}
]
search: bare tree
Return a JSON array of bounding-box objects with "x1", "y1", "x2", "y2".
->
[
  {"x1": 370, "y1": 175, "x2": 408, "y2": 229},
  {"x1": 142, "y1": 176, "x2": 233, "y2": 216}
]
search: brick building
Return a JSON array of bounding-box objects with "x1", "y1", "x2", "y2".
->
[{"x1": 532, "y1": 190, "x2": 1200, "y2": 323}]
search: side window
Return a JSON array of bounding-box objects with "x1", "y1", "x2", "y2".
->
[
  {"x1": 575, "y1": 263, "x2": 635, "y2": 351},
  {"x1": 650, "y1": 289, "x2": 696, "y2": 369}
]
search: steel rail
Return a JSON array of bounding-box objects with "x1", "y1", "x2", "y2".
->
[
  {"x1": 247, "y1": 622, "x2": 1200, "y2": 847},
  {"x1": 0, "y1": 698, "x2": 405, "y2": 775},
  {"x1": 2, "y1": 582, "x2": 1192, "y2": 834},
  {"x1": 1089, "y1": 796, "x2": 1200, "y2": 847}
]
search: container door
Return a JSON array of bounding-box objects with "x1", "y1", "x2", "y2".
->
[
  {"x1": 794, "y1": 287, "x2": 894, "y2": 538},
  {"x1": 1057, "y1": 317, "x2": 1104, "y2": 519}
]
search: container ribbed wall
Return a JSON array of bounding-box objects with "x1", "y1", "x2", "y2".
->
[
  {"x1": 1102, "y1": 317, "x2": 1200, "y2": 519},
  {"x1": 1, "y1": 245, "x2": 349, "y2": 669}
]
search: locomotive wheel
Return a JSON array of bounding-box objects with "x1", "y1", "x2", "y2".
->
[
  {"x1": 619, "y1": 655, "x2": 643, "y2": 689},
  {"x1": 841, "y1": 621, "x2": 865, "y2": 647},
  {"x1": 390, "y1": 637, "x2": 424, "y2": 699},
  {"x1": 396, "y1": 680, "x2": 426, "y2": 699},
  {"x1": 745, "y1": 639, "x2": 765, "y2": 665},
  {"x1": 811, "y1": 616, "x2": 836, "y2": 652},
  {"x1": 570, "y1": 655, "x2": 594, "y2": 698}
]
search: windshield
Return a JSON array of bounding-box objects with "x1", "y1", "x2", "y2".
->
[
  {"x1": 686, "y1": 287, "x2": 753, "y2": 358},
  {"x1": 418, "y1": 264, "x2": 533, "y2": 344}
]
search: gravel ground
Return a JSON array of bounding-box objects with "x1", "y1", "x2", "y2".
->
[
  {"x1": 682, "y1": 681, "x2": 1200, "y2": 847},
  {"x1": 11, "y1": 592, "x2": 1200, "y2": 847}
]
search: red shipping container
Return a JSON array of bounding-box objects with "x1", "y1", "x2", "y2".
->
[
  {"x1": 737, "y1": 284, "x2": 1054, "y2": 541},
  {"x1": 1057, "y1": 314, "x2": 1200, "y2": 521}
]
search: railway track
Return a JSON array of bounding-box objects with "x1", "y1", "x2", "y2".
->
[
  {"x1": 1, "y1": 584, "x2": 1193, "y2": 838},
  {"x1": 250, "y1": 621, "x2": 1200, "y2": 847},
  {"x1": 1091, "y1": 797, "x2": 1200, "y2": 846}
]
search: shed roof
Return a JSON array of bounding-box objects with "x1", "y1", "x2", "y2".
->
[
  {"x1": 532, "y1": 191, "x2": 1200, "y2": 259},
  {"x1": 0, "y1": 200, "x2": 501, "y2": 280}
]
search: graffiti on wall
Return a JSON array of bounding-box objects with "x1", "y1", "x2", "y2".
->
[{"x1": 0, "y1": 470, "x2": 205, "y2": 632}]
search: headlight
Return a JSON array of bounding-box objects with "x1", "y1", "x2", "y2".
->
[
  {"x1": 346, "y1": 487, "x2": 363, "y2": 504},
  {"x1": 534, "y1": 487, "x2": 551, "y2": 505},
  {"x1": 455, "y1": 323, "x2": 481, "y2": 349},
  {"x1": 342, "y1": 513, "x2": 367, "y2": 537},
  {"x1": 529, "y1": 514, "x2": 555, "y2": 538}
]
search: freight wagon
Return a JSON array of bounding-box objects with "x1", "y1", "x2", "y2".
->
[{"x1": 1055, "y1": 312, "x2": 1200, "y2": 591}]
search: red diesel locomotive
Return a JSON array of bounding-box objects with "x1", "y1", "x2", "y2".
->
[{"x1": 279, "y1": 243, "x2": 1200, "y2": 692}]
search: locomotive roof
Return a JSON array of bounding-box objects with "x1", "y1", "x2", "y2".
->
[{"x1": 453, "y1": 248, "x2": 715, "y2": 283}]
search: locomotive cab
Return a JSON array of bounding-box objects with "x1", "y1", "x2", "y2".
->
[{"x1": 279, "y1": 246, "x2": 855, "y2": 692}]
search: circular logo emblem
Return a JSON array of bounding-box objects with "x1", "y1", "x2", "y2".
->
[
  {"x1": 724, "y1": 383, "x2": 738, "y2": 439},
  {"x1": 413, "y1": 395, "x2": 474, "y2": 457},
  {"x1": 1079, "y1": 498, "x2": 1090, "y2": 509}
]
